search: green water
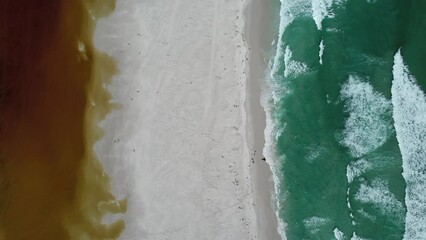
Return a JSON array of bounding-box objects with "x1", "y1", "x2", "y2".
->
[{"x1": 268, "y1": 0, "x2": 426, "y2": 239}]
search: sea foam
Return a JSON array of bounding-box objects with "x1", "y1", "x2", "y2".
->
[
  {"x1": 271, "y1": 0, "x2": 312, "y2": 76},
  {"x1": 351, "y1": 232, "x2": 367, "y2": 240},
  {"x1": 354, "y1": 179, "x2": 405, "y2": 224},
  {"x1": 346, "y1": 158, "x2": 370, "y2": 183},
  {"x1": 283, "y1": 46, "x2": 308, "y2": 78},
  {"x1": 392, "y1": 50, "x2": 426, "y2": 239},
  {"x1": 266, "y1": 2, "x2": 304, "y2": 240},
  {"x1": 333, "y1": 228, "x2": 345, "y2": 240},
  {"x1": 265, "y1": 1, "x2": 343, "y2": 239},
  {"x1": 263, "y1": 68, "x2": 288, "y2": 240},
  {"x1": 303, "y1": 216, "x2": 329, "y2": 234},
  {"x1": 333, "y1": 228, "x2": 367, "y2": 240},
  {"x1": 266, "y1": 2, "x2": 314, "y2": 239},
  {"x1": 340, "y1": 75, "x2": 393, "y2": 158},
  {"x1": 311, "y1": 0, "x2": 334, "y2": 30},
  {"x1": 333, "y1": 228, "x2": 366, "y2": 240},
  {"x1": 319, "y1": 39, "x2": 324, "y2": 65}
]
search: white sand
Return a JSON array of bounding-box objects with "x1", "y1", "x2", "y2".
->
[{"x1": 94, "y1": 0, "x2": 279, "y2": 239}]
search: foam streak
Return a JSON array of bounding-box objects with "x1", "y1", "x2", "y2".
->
[{"x1": 392, "y1": 50, "x2": 426, "y2": 239}]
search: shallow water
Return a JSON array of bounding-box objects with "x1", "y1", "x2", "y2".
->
[
  {"x1": 0, "y1": 1, "x2": 125, "y2": 239},
  {"x1": 266, "y1": 0, "x2": 426, "y2": 239}
]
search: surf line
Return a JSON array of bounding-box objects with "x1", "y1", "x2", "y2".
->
[{"x1": 391, "y1": 49, "x2": 426, "y2": 240}]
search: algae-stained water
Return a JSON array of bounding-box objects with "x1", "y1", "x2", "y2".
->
[
  {"x1": 0, "y1": 1, "x2": 125, "y2": 239},
  {"x1": 267, "y1": 0, "x2": 426, "y2": 239}
]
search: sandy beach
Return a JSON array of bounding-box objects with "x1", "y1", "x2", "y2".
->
[{"x1": 93, "y1": 0, "x2": 280, "y2": 239}]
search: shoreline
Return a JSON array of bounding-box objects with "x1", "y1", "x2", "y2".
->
[
  {"x1": 244, "y1": 0, "x2": 281, "y2": 239},
  {"x1": 0, "y1": 1, "x2": 124, "y2": 238}
]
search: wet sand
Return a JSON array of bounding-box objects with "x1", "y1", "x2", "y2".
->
[
  {"x1": 0, "y1": 1, "x2": 125, "y2": 239},
  {"x1": 245, "y1": 0, "x2": 281, "y2": 239}
]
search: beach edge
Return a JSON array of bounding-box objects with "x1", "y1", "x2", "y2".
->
[{"x1": 244, "y1": 0, "x2": 281, "y2": 239}]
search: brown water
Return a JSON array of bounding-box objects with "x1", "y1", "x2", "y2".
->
[{"x1": 0, "y1": 1, "x2": 126, "y2": 239}]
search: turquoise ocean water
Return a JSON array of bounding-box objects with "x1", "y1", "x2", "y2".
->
[{"x1": 264, "y1": 0, "x2": 426, "y2": 239}]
